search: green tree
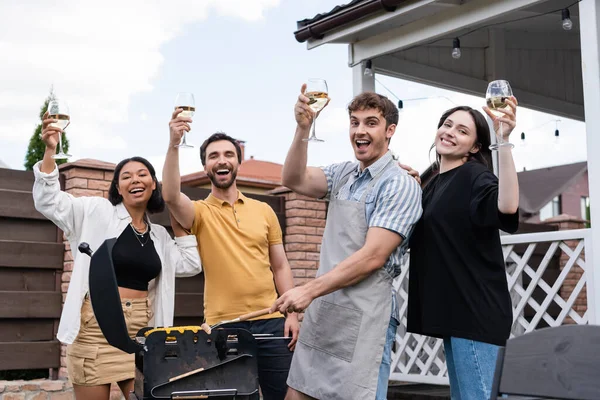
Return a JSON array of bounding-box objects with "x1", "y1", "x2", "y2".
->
[{"x1": 24, "y1": 90, "x2": 70, "y2": 170}]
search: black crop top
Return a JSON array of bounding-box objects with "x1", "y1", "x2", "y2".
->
[{"x1": 112, "y1": 224, "x2": 162, "y2": 291}]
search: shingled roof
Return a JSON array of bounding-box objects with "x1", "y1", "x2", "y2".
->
[
  {"x1": 294, "y1": 0, "x2": 408, "y2": 43},
  {"x1": 518, "y1": 161, "x2": 587, "y2": 214}
]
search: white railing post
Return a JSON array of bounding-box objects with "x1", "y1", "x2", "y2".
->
[{"x1": 579, "y1": 0, "x2": 600, "y2": 325}]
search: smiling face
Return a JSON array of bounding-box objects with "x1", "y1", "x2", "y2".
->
[
  {"x1": 117, "y1": 161, "x2": 157, "y2": 209},
  {"x1": 204, "y1": 140, "x2": 239, "y2": 189},
  {"x1": 435, "y1": 110, "x2": 480, "y2": 162},
  {"x1": 349, "y1": 108, "x2": 395, "y2": 169}
]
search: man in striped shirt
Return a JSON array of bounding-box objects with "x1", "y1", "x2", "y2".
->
[{"x1": 271, "y1": 88, "x2": 422, "y2": 400}]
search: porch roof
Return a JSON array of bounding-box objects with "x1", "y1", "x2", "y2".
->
[{"x1": 298, "y1": 0, "x2": 583, "y2": 121}]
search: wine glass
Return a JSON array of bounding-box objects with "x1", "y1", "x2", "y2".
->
[
  {"x1": 174, "y1": 92, "x2": 195, "y2": 148},
  {"x1": 47, "y1": 98, "x2": 72, "y2": 160},
  {"x1": 303, "y1": 79, "x2": 329, "y2": 143},
  {"x1": 486, "y1": 80, "x2": 514, "y2": 150}
]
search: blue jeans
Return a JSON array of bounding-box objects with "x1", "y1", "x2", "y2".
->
[
  {"x1": 444, "y1": 337, "x2": 500, "y2": 400},
  {"x1": 375, "y1": 293, "x2": 399, "y2": 400}
]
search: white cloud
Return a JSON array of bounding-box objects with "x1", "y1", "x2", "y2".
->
[{"x1": 0, "y1": 0, "x2": 280, "y2": 156}]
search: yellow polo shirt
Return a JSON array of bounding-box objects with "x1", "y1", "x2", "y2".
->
[{"x1": 191, "y1": 191, "x2": 284, "y2": 325}]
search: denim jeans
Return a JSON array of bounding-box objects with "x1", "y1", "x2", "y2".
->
[
  {"x1": 221, "y1": 318, "x2": 293, "y2": 400},
  {"x1": 444, "y1": 337, "x2": 500, "y2": 400},
  {"x1": 375, "y1": 292, "x2": 399, "y2": 400}
]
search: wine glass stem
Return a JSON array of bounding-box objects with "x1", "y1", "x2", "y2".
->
[
  {"x1": 310, "y1": 118, "x2": 317, "y2": 139},
  {"x1": 57, "y1": 131, "x2": 64, "y2": 154},
  {"x1": 181, "y1": 132, "x2": 187, "y2": 146},
  {"x1": 498, "y1": 122, "x2": 503, "y2": 145}
]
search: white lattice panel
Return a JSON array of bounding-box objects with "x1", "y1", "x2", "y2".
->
[{"x1": 390, "y1": 229, "x2": 592, "y2": 385}]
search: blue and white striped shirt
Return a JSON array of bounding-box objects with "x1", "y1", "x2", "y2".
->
[{"x1": 321, "y1": 151, "x2": 423, "y2": 278}]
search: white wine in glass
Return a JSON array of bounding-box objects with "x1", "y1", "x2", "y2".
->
[
  {"x1": 174, "y1": 92, "x2": 195, "y2": 148},
  {"x1": 486, "y1": 80, "x2": 514, "y2": 150},
  {"x1": 48, "y1": 99, "x2": 72, "y2": 160},
  {"x1": 303, "y1": 79, "x2": 328, "y2": 143}
]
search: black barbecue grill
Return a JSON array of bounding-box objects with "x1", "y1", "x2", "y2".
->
[{"x1": 78, "y1": 239, "x2": 282, "y2": 399}]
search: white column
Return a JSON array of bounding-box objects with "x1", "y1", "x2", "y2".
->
[
  {"x1": 579, "y1": 0, "x2": 600, "y2": 324},
  {"x1": 352, "y1": 60, "x2": 375, "y2": 96}
]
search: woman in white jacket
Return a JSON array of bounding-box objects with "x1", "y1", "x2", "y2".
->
[{"x1": 33, "y1": 113, "x2": 202, "y2": 400}]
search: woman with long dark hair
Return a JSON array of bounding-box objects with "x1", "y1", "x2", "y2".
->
[
  {"x1": 408, "y1": 99, "x2": 520, "y2": 399},
  {"x1": 32, "y1": 112, "x2": 202, "y2": 400}
]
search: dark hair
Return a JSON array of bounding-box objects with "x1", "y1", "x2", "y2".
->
[
  {"x1": 348, "y1": 92, "x2": 399, "y2": 128},
  {"x1": 429, "y1": 105, "x2": 493, "y2": 173},
  {"x1": 200, "y1": 132, "x2": 243, "y2": 167},
  {"x1": 108, "y1": 156, "x2": 165, "y2": 214}
]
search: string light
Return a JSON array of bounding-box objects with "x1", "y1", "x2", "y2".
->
[
  {"x1": 562, "y1": 8, "x2": 573, "y2": 30},
  {"x1": 364, "y1": 59, "x2": 374, "y2": 77},
  {"x1": 451, "y1": 38, "x2": 461, "y2": 59}
]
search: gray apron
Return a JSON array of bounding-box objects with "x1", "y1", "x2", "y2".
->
[{"x1": 287, "y1": 160, "x2": 396, "y2": 399}]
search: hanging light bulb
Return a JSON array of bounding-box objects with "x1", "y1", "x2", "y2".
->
[
  {"x1": 364, "y1": 59, "x2": 374, "y2": 77},
  {"x1": 520, "y1": 132, "x2": 526, "y2": 147},
  {"x1": 562, "y1": 8, "x2": 573, "y2": 31},
  {"x1": 452, "y1": 38, "x2": 461, "y2": 59},
  {"x1": 397, "y1": 100, "x2": 404, "y2": 110},
  {"x1": 554, "y1": 120, "x2": 561, "y2": 146}
]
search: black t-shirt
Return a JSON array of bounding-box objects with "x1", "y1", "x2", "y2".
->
[
  {"x1": 112, "y1": 224, "x2": 161, "y2": 291},
  {"x1": 407, "y1": 161, "x2": 519, "y2": 346}
]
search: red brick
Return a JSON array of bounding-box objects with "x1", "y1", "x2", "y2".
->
[
  {"x1": 58, "y1": 368, "x2": 68, "y2": 379},
  {"x1": 286, "y1": 217, "x2": 306, "y2": 226},
  {"x1": 29, "y1": 393, "x2": 49, "y2": 400},
  {"x1": 315, "y1": 211, "x2": 326, "y2": 219},
  {"x1": 63, "y1": 262, "x2": 73, "y2": 272},
  {"x1": 61, "y1": 283, "x2": 69, "y2": 293},
  {"x1": 88, "y1": 179, "x2": 111, "y2": 191},
  {"x1": 293, "y1": 277, "x2": 310, "y2": 286},
  {"x1": 104, "y1": 171, "x2": 114, "y2": 180},
  {"x1": 3, "y1": 394, "x2": 25, "y2": 400},
  {"x1": 316, "y1": 228, "x2": 325, "y2": 235},
  {"x1": 286, "y1": 209, "x2": 318, "y2": 218},
  {"x1": 304, "y1": 201, "x2": 327, "y2": 211},
  {"x1": 293, "y1": 269, "x2": 306, "y2": 277},
  {"x1": 306, "y1": 269, "x2": 317, "y2": 278},
  {"x1": 64, "y1": 242, "x2": 71, "y2": 251},
  {"x1": 286, "y1": 252, "x2": 306, "y2": 260},
  {"x1": 66, "y1": 188, "x2": 103, "y2": 198},
  {"x1": 306, "y1": 252, "x2": 320, "y2": 261},
  {"x1": 286, "y1": 243, "x2": 318, "y2": 252},
  {"x1": 286, "y1": 226, "x2": 317, "y2": 235},
  {"x1": 290, "y1": 260, "x2": 317, "y2": 269},
  {"x1": 305, "y1": 235, "x2": 323, "y2": 244},
  {"x1": 21, "y1": 383, "x2": 41, "y2": 391},
  {"x1": 285, "y1": 200, "x2": 306, "y2": 209},
  {"x1": 63, "y1": 168, "x2": 105, "y2": 180},
  {"x1": 286, "y1": 192, "x2": 315, "y2": 201},
  {"x1": 64, "y1": 251, "x2": 73, "y2": 262},
  {"x1": 48, "y1": 392, "x2": 73, "y2": 400},
  {"x1": 305, "y1": 218, "x2": 326, "y2": 227},
  {"x1": 40, "y1": 380, "x2": 65, "y2": 391},
  {"x1": 62, "y1": 272, "x2": 72, "y2": 283},
  {"x1": 285, "y1": 234, "x2": 306, "y2": 243},
  {"x1": 64, "y1": 177, "x2": 88, "y2": 190}
]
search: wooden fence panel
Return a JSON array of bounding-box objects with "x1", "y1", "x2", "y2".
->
[{"x1": 0, "y1": 341, "x2": 61, "y2": 370}]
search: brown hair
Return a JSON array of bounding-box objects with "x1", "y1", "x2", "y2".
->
[{"x1": 348, "y1": 92, "x2": 399, "y2": 128}]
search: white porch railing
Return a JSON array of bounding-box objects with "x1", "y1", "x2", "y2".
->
[{"x1": 390, "y1": 228, "x2": 593, "y2": 385}]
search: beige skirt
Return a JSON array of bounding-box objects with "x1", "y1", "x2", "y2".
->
[{"x1": 66, "y1": 296, "x2": 151, "y2": 386}]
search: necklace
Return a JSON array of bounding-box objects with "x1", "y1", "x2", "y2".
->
[{"x1": 130, "y1": 222, "x2": 150, "y2": 247}]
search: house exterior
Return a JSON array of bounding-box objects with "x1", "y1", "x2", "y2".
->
[{"x1": 519, "y1": 162, "x2": 589, "y2": 223}]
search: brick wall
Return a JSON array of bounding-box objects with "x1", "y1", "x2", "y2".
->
[
  {"x1": 0, "y1": 380, "x2": 72, "y2": 400},
  {"x1": 276, "y1": 190, "x2": 327, "y2": 288},
  {"x1": 542, "y1": 214, "x2": 587, "y2": 324},
  {"x1": 560, "y1": 171, "x2": 589, "y2": 219}
]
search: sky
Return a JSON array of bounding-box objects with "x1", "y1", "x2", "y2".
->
[{"x1": 0, "y1": 0, "x2": 588, "y2": 178}]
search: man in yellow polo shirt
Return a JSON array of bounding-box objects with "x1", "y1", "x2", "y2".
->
[{"x1": 162, "y1": 111, "x2": 299, "y2": 400}]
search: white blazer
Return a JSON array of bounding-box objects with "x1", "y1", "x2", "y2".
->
[{"x1": 32, "y1": 161, "x2": 202, "y2": 344}]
